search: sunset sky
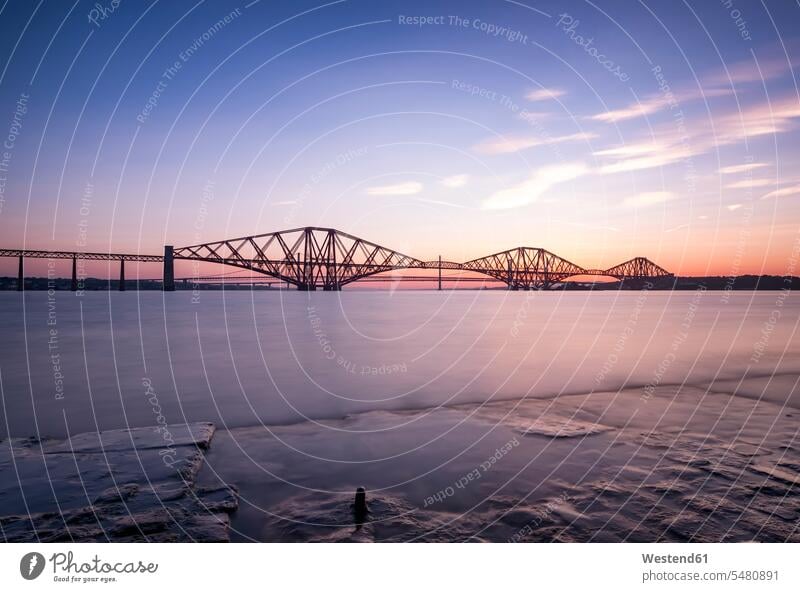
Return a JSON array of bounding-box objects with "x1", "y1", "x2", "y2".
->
[{"x1": 0, "y1": 0, "x2": 798, "y2": 278}]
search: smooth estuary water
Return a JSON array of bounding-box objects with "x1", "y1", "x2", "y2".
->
[
  {"x1": 2, "y1": 290, "x2": 800, "y2": 542},
  {"x1": 1, "y1": 289, "x2": 797, "y2": 439}
]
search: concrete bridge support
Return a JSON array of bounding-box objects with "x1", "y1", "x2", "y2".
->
[{"x1": 163, "y1": 246, "x2": 174, "y2": 291}]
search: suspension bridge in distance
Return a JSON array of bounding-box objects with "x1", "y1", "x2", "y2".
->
[{"x1": 1, "y1": 226, "x2": 673, "y2": 291}]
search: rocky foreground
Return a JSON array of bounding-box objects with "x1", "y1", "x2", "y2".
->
[
  {"x1": 198, "y1": 385, "x2": 800, "y2": 542},
  {"x1": 2, "y1": 384, "x2": 799, "y2": 542},
  {"x1": 0, "y1": 422, "x2": 238, "y2": 542}
]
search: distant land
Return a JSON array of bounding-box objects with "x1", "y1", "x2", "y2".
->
[{"x1": 2, "y1": 275, "x2": 799, "y2": 291}]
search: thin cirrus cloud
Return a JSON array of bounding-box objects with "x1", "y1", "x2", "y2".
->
[
  {"x1": 705, "y1": 54, "x2": 796, "y2": 87},
  {"x1": 481, "y1": 163, "x2": 588, "y2": 210},
  {"x1": 595, "y1": 140, "x2": 692, "y2": 175},
  {"x1": 588, "y1": 53, "x2": 795, "y2": 125},
  {"x1": 589, "y1": 98, "x2": 665, "y2": 123},
  {"x1": 621, "y1": 191, "x2": 676, "y2": 208},
  {"x1": 761, "y1": 184, "x2": 800, "y2": 200},
  {"x1": 416, "y1": 198, "x2": 470, "y2": 209},
  {"x1": 589, "y1": 87, "x2": 731, "y2": 124},
  {"x1": 725, "y1": 178, "x2": 774, "y2": 189},
  {"x1": 365, "y1": 181, "x2": 423, "y2": 196},
  {"x1": 716, "y1": 97, "x2": 800, "y2": 142},
  {"x1": 595, "y1": 94, "x2": 800, "y2": 176},
  {"x1": 473, "y1": 132, "x2": 595, "y2": 155},
  {"x1": 519, "y1": 111, "x2": 552, "y2": 124},
  {"x1": 440, "y1": 174, "x2": 470, "y2": 188},
  {"x1": 719, "y1": 163, "x2": 769, "y2": 174},
  {"x1": 525, "y1": 88, "x2": 565, "y2": 102}
]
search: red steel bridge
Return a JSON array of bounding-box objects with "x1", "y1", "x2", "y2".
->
[{"x1": 1, "y1": 226, "x2": 672, "y2": 291}]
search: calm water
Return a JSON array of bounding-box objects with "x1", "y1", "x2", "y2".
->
[{"x1": 0, "y1": 290, "x2": 797, "y2": 439}]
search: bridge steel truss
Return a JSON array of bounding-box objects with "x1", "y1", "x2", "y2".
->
[
  {"x1": 462, "y1": 247, "x2": 587, "y2": 290},
  {"x1": 0, "y1": 248, "x2": 163, "y2": 291},
  {"x1": 1, "y1": 227, "x2": 674, "y2": 291},
  {"x1": 172, "y1": 227, "x2": 426, "y2": 291}
]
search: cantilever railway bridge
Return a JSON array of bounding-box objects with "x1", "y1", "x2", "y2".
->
[{"x1": 1, "y1": 226, "x2": 672, "y2": 291}]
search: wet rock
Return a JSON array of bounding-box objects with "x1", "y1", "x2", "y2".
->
[{"x1": 0, "y1": 422, "x2": 237, "y2": 542}]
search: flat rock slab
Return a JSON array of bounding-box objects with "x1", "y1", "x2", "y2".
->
[
  {"x1": 460, "y1": 400, "x2": 614, "y2": 438},
  {"x1": 0, "y1": 422, "x2": 237, "y2": 542},
  {"x1": 40, "y1": 422, "x2": 216, "y2": 454}
]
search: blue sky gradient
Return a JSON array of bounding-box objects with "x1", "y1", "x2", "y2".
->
[{"x1": 1, "y1": 0, "x2": 798, "y2": 277}]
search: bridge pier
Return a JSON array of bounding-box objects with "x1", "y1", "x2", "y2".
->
[
  {"x1": 71, "y1": 257, "x2": 77, "y2": 291},
  {"x1": 17, "y1": 255, "x2": 23, "y2": 291},
  {"x1": 119, "y1": 259, "x2": 125, "y2": 291},
  {"x1": 297, "y1": 284, "x2": 316, "y2": 291},
  {"x1": 163, "y1": 246, "x2": 174, "y2": 291}
]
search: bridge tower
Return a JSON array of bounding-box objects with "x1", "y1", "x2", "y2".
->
[
  {"x1": 163, "y1": 246, "x2": 175, "y2": 291},
  {"x1": 71, "y1": 257, "x2": 78, "y2": 291}
]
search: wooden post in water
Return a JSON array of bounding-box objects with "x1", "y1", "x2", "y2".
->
[
  {"x1": 438, "y1": 255, "x2": 442, "y2": 291},
  {"x1": 71, "y1": 257, "x2": 78, "y2": 292},
  {"x1": 17, "y1": 255, "x2": 23, "y2": 291},
  {"x1": 119, "y1": 259, "x2": 125, "y2": 291}
]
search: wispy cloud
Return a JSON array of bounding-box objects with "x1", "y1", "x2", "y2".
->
[
  {"x1": 365, "y1": 181, "x2": 423, "y2": 196},
  {"x1": 589, "y1": 99, "x2": 665, "y2": 124},
  {"x1": 481, "y1": 163, "x2": 588, "y2": 210},
  {"x1": 716, "y1": 97, "x2": 800, "y2": 143},
  {"x1": 622, "y1": 191, "x2": 676, "y2": 208},
  {"x1": 589, "y1": 88, "x2": 731, "y2": 124},
  {"x1": 594, "y1": 142, "x2": 669, "y2": 158},
  {"x1": 589, "y1": 53, "x2": 796, "y2": 125},
  {"x1": 519, "y1": 111, "x2": 551, "y2": 124},
  {"x1": 727, "y1": 203, "x2": 743, "y2": 211},
  {"x1": 271, "y1": 200, "x2": 298, "y2": 206},
  {"x1": 761, "y1": 184, "x2": 800, "y2": 200},
  {"x1": 416, "y1": 198, "x2": 470, "y2": 209},
  {"x1": 440, "y1": 174, "x2": 469, "y2": 188},
  {"x1": 474, "y1": 132, "x2": 594, "y2": 155},
  {"x1": 596, "y1": 140, "x2": 692, "y2": 175},
  {"x1": 595, "y1": 94, "x2": 800, "y2": 176},
  {"x1": 525, "y1": 88, "x2": 565, "y2": 102},
  {"x1": 706, "y1": 55, "x2": 796, "y2": 87},
  {"x1": 665, "y1": 223, "x2": 690, "y2": 233},
  {"x1": 719, "y1": 163, "x2": 769, "y2": 174},
  {"x1": 725, "y1": 178, "x2": 774, "y2": 189}
]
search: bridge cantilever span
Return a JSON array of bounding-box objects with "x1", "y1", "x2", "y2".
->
[
  {"x1": 603, "y1": 257, "x2": 672, "y2": 280},
  {"x1": 461, "y1": 247, "x2": 586, "y2": 290},
  {"x1": 2, "y1": 226, "x2": 674, "y2": 291},
  {"x1": 172, "y1": 227, "x2": 425, "y2": 291}
]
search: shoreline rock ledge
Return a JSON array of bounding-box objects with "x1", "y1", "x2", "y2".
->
[{"x1": 0, "y1": 422, "x2": 238, "y2": 542}]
